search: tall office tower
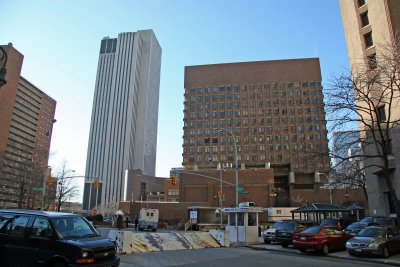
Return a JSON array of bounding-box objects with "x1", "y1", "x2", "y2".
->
[
  {"x1": 183, "y1": 58, "x2": 330, "y2": 196},
  {"x1": 83, "y1": 30, "x2": 162, "y2": 211},
  {"x1": 0, "y1": 44, "x2": 56, "y2": 209},
  {"x1": 339, "y1": 0, "x2": 400, "y2": 215}
]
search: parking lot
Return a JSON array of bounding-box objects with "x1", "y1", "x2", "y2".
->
[{"x1": 249, "y1": 242, "x2": 400, "y2": 266}]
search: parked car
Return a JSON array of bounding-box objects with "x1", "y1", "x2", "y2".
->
[
  {"x1": 293, "y1": 226, "x2": 353, "y2": 254},
  {"x1": 359, "y1": 216, "x2": 397, "y2": 227},
  {"x1": 346, "y1": 226, "x2": 400, "y2": 258},
  {"x1": 275, "y1": 220, "x2": 316, "y2": 247},
  {"x1": 262, "y1": 220, "x2": 285, "y2": 244},
  {"x1": 0, "y1": 209, "x2": 120, "y2": 267},
  {"x1": 344, "y1": 222, "x2": 366, "y2": 236},
  {"x1": 320, "y1": 217, "x2": 354, "y2": 229}
]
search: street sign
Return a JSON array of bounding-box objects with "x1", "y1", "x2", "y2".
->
[{"x1": 32, "y1": 187, "x2": 43, "y2": 191}]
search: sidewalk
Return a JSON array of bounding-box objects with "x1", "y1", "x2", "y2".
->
[{"x1": 247, "y1": 242, "x2": 400, "y2": 266}]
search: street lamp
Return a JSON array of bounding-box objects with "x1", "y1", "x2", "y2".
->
[
  {"x1": 317, "y1": 172, "x2": 332, "y2": 205},
  {"x1": 219, "y1": 128, "x2": 239, "y2": 243}
]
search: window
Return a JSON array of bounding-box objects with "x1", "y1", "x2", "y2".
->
[
  {"x1": 361, "y1": 11, "x2": 369, "y2": 27},
  {"x1": 358, "y1": 0, "x2": 365, "y2": 7},
  {"x1": 377, "y1": 106, "x2": 386, "y2": 122},
  {"x1": 368, "y1": 54, "x2": 377, "y2": 69},
  {"x1": 31, "y1": 217, "x2": 51, "y2": 238},
  {"x1": 364, "y1": 32, "x2": 373, "y2": 48},
  {"x1": 10, "y1": 216, "x2": 30, "y2": 236}
]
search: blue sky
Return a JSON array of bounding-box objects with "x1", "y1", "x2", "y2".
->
[{"x1": 1, "y1": 0, "x2": 349, "y2": 201}]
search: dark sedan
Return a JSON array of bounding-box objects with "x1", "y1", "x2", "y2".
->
[
  {"x1": 293, "y1": 226, "x2": 353, "y2": 255},
  {"x1": 346, "y1": 226, "x2": 400, "y2": 258}
]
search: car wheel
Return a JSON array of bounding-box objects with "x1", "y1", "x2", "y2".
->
[
  {"x1": 281, "y1": 243, "x2": 289, "y2": 248},
  {"x1": 264, "y1": 240, "x2": 271, "y2": 244},
  {"x1": 321, "y1": 244, "x2": 329, "y2": 255},
  {"x1": 348, "y1": 251, "x2": 356, "y2": 256},
  {"x1": 51, "y1": 262, "x2": 67, "y2": 267},
  {"x1": 382, "y1": 246, "x2": 390, "y2": 258}
]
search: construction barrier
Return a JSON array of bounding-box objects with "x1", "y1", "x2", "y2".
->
[{"x1": 107, "y1": 230, "x2": 221, "y2": 254}]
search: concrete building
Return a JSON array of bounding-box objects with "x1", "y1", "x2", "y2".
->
[
  {"x1": 339, "y1": 0, "x2": 400, "y2": 215},
  {"x1": 0, "y1": 44, "x2": 56, "y2": 209},
  {"x1": 183, "y1": 58, "x2": 331, "y2": 206},
  {"x1": 83, "y1": 30, "x2": 162, "y2": 212}
]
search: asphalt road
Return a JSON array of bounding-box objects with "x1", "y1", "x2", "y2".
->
[{"x1": 119, "y1": 247, "x2": 389, "y2": 267}]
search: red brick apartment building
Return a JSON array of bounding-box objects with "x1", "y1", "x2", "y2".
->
[{"x1": 0, "y1": 44, "x2": 56, "y2": 209}]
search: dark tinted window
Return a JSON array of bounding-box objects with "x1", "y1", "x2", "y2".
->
[
  {"x1": 10, "y1": 216, "x2": 30, "y2": 236},
  {"x1": 31, "y1": 217, "x2": 51, "y2": 238},
  {"x1": 272, "y1": 221, "x2": 284, "y2": 229},
  {"x1": 0, "y1": 213, "x2": 14, "y2": 233}
]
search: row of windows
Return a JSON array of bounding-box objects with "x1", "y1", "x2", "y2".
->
[
  {"x1": 185, "y1": 98, "x2": 324, "y2": 112},
  {"x1": 187, "y1": 81, "x2": 322, "y2": 95},
  {"x1": 184, "y1": 125, "x2": 326, "y2": 138},
  {"x1": 184, "y1": 107, "x2": 324, "y2": 119},
  {"x1": 187, "y1": 89, "x2": 322, "y2": 103},
  {"x1": 183, "y1": 142, "x2": 326, "y2": 154},
  {"x1": 183, "y1": 132, "x2": 325, "y2": 146}
]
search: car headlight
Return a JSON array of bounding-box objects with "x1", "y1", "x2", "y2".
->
[
  {"x1": 368, "y1": 243, "x2": 379, "y2": 248},
  {"x1": 346, "y1": 242, "x2": 351, "y2": 247},
  {"x1": 76, "y1": 251, "x2": 94, "y2": 264},
  {"x1": 81, "y1": 251, "x2": 89, "y2": 258}
]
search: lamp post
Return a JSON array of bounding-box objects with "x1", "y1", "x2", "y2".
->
[
  {"x1": 318, "y1": 172, "x2": 332, "y2": 205},
  {"x1": 219, "y1": 128, "x2": 239, "y2": 243}
]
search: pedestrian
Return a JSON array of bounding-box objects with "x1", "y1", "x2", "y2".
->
[{"x1": 134, "y1": 216, "x2": 138, "y2": 230}]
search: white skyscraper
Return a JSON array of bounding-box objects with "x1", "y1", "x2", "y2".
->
[{"x1": 83, "y1": 30, "x2": 161, "y2": 211}]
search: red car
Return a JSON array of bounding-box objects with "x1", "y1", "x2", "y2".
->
[{"x1": 293, "y1": 226, "x2": 353, "y2": 255}]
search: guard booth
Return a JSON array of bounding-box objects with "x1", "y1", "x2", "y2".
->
[{"x1": 223, "y1": 206, "x2": 264, "y2": 243}]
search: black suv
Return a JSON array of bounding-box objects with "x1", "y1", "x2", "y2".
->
[
  {"x1": 0, "y1": 209, "x2": 120, "y2": 267},
  {"x1": 275, "y1": 220, "x2": 316, "y2": 247}
]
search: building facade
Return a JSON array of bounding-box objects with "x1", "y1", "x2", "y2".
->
[
  {"x1": 0, "y1": 44, "x2": 56, "y2": 209},
  {"x1": 339, "y1": 0, "x2": 400, "y2": 215},
  {"x1": 183, "y1": 58, "x2": 331, "y2": 206},
  {"x1": 83, "y1": 30, "x2": 162, "y2": 212}
]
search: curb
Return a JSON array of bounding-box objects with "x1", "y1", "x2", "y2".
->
[{"x1": 246, "y1": 244, "x2": 400, "y2": 266}]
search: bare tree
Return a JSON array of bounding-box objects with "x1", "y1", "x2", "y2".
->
[
  {"x1": 54, "y1": 161, "x2": 79, "y2": 212},
  {"x1": 325, "y1": 36, "x2": 400, "y2": 217}
]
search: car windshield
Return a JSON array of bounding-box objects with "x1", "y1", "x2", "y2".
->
[
  {"x1": 280, "y1": 221, "x2": 295, "y2": 231},
  {"x1": 357, "y1": 227, "x2": 385, "y2": 238},
  {"x1": 52, "y1": 216, "x2": 98, "y2": 240},
  {"x1": 359, "y1": 217, "x2": 373, "y2": 224},
  {"x1": 302, "y1": 227, "x2": 321, "y2": 234},
  {"x1": 346, "y1": 222, "x2": 363, "y2": 230},
  {"x1": 272, "y1": 221, "x2": 284, "y2": 229}
]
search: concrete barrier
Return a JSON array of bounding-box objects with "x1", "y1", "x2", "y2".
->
[{"x1": 107, "y1": 230, "x2": 221, "y2": 254}]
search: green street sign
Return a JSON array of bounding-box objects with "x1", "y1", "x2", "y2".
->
[
  {"x1": 237, "y1": 186, "x2": 249, "y2": 194},
  {"x1": 32, "y1": 187, "x2": 43, "y2": 191}
]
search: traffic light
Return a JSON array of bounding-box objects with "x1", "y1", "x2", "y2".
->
[
  {"x1": 171, "y1": 176, "x2": 177, "y2": 185},
  {"x1": 47, "y1": 176, "x2": 54, "y2": 186},
  {"x1": 93, "y1": 180, "x2": 101, "y2": 189}
]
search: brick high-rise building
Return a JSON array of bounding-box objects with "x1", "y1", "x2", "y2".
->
[
  {"x1": 183, "y1": 58, "x2": 330, "y2": 206},
  {"x1": 339, "y1": 0, "x2": 400, "y2": 215},
  {"x1": 0, "y1": 44, "x2": 56, "y2": 209}
]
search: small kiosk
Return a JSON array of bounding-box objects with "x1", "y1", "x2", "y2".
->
[{"x1": 222, "y1": 206, "x2": 264, "y2": 243}]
